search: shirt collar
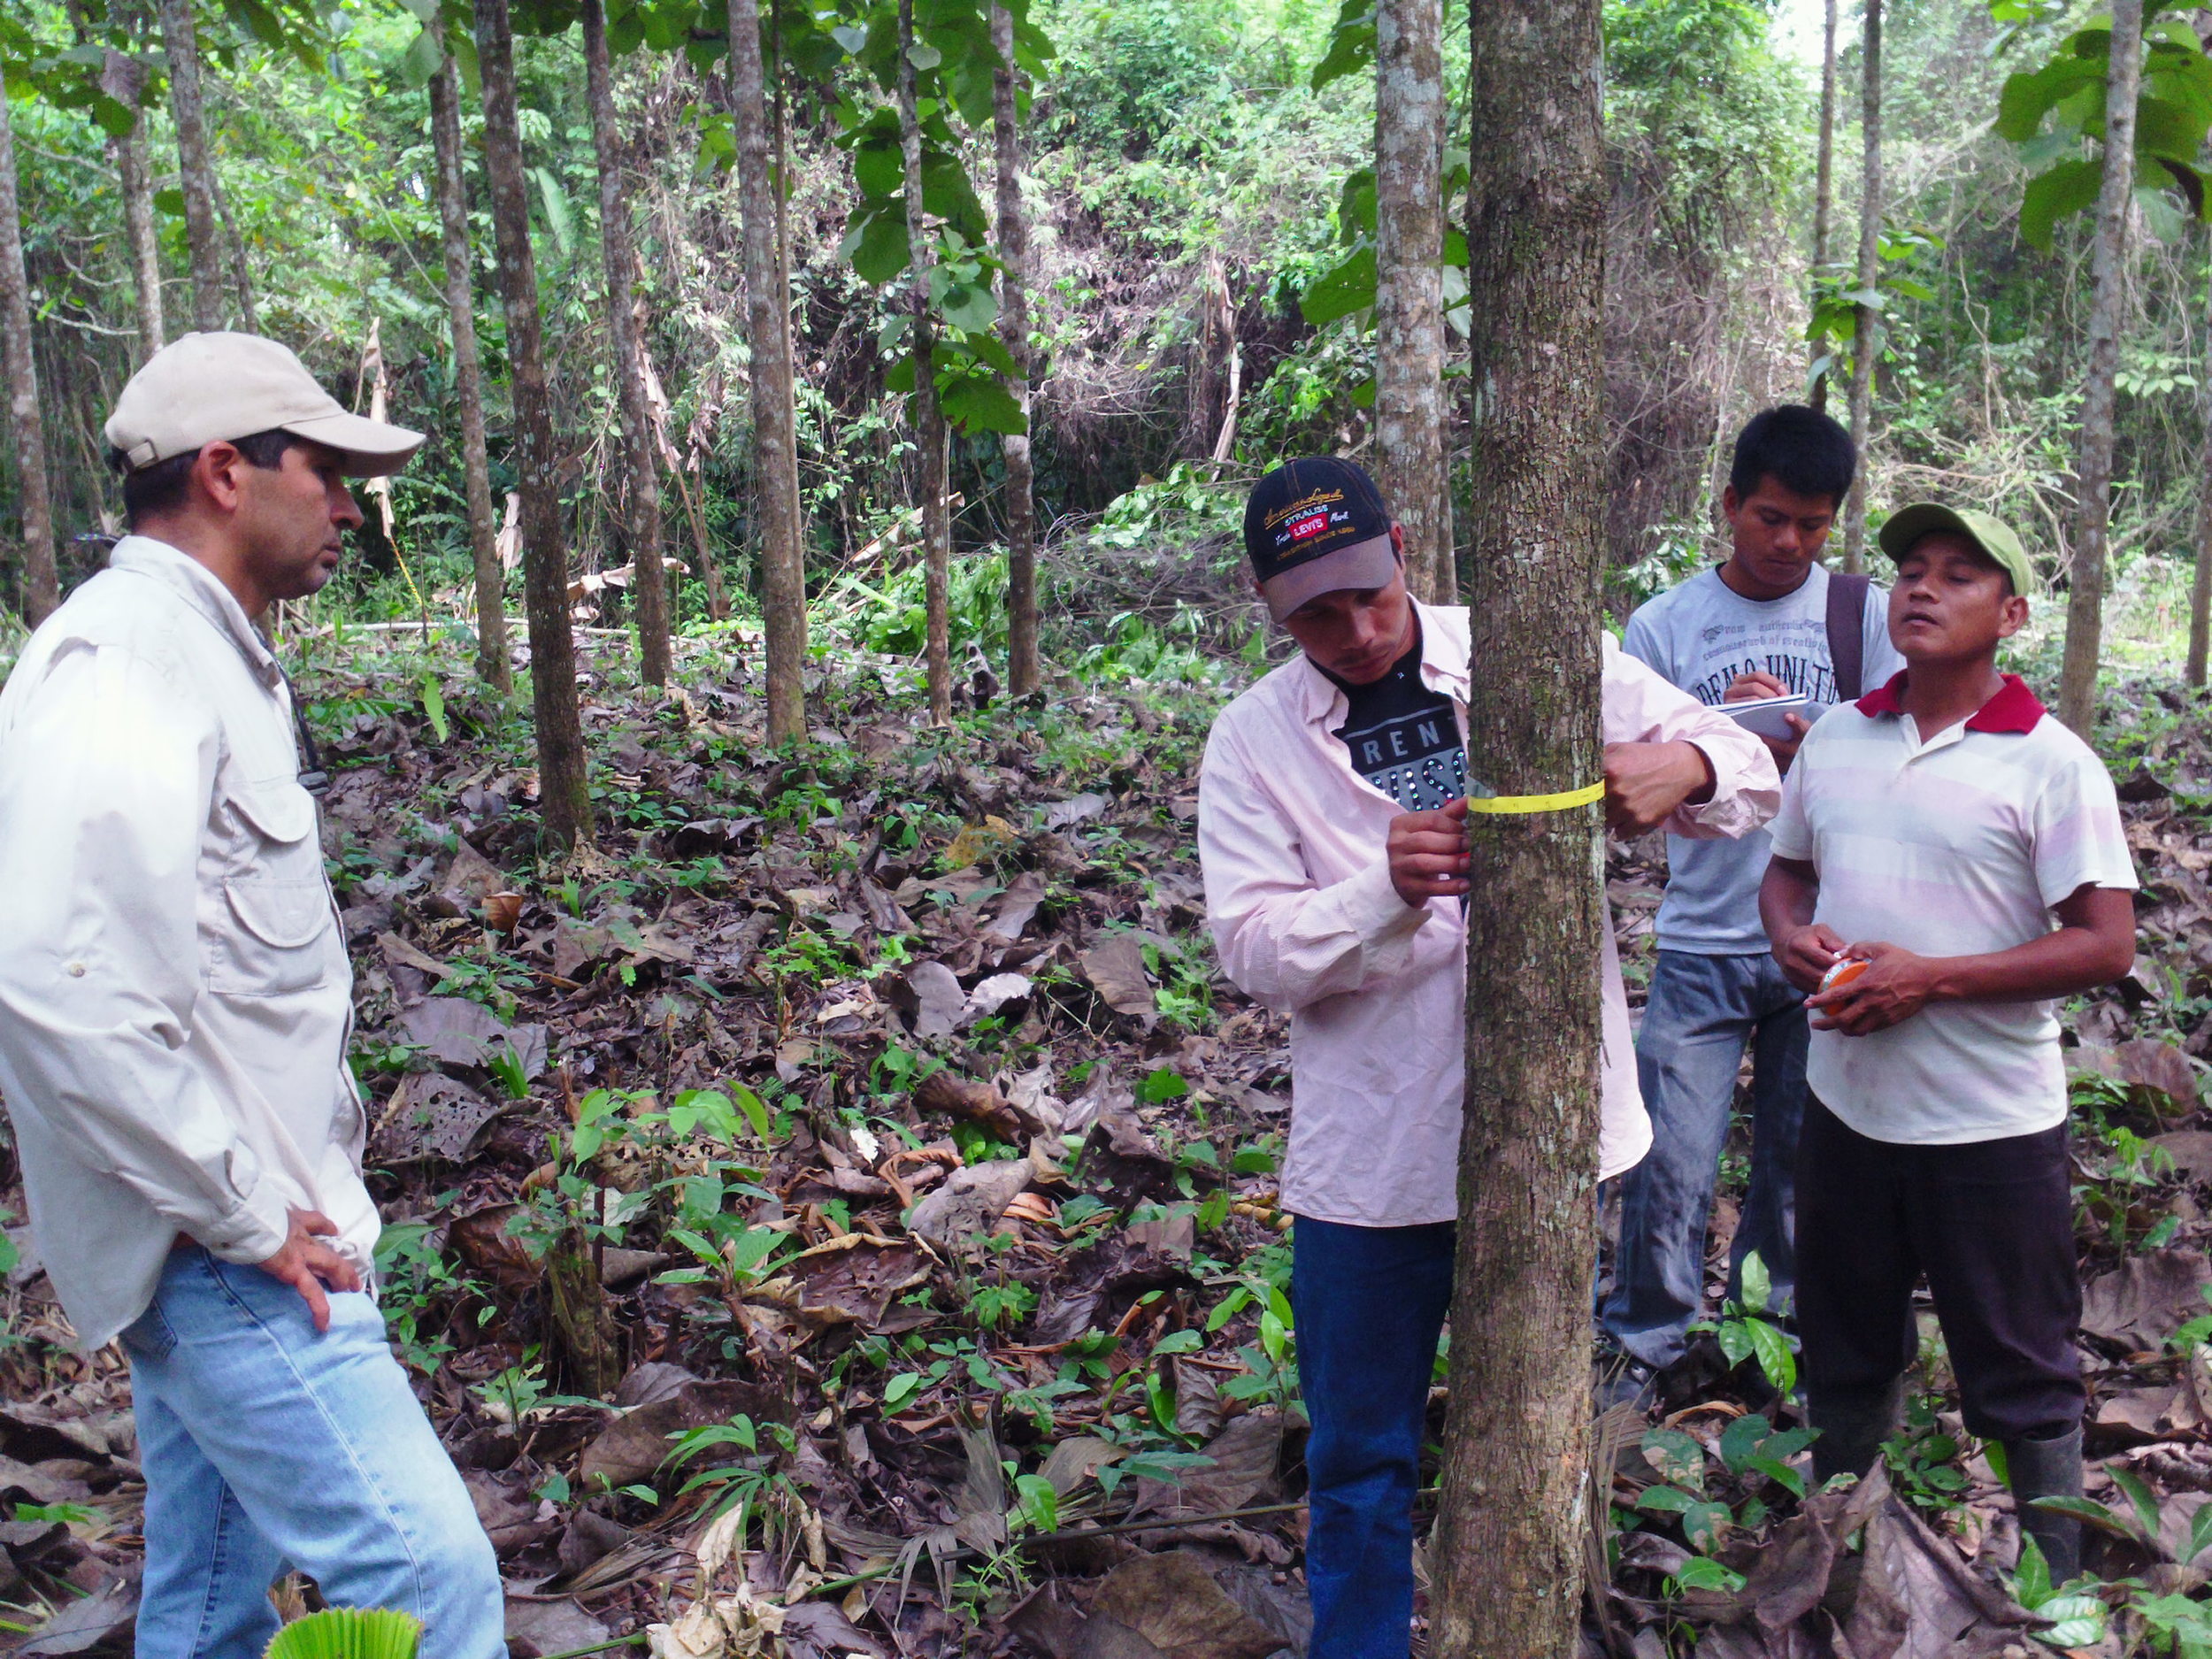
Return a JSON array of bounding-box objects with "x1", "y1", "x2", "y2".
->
[
  {"x1": 1295, "y1": 597, "x2": 1470, "y2": 723},
  {"x1": 107, "y1": 535, "x2": 282, "y2": 685},
  {"x1": 1855, "y1": 670, "x2": 2046, "y2": 733}
]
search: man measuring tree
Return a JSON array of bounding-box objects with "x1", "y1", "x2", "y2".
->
[{"x1": 0, "y1": 334, "x2": 503, "y2": 1655}]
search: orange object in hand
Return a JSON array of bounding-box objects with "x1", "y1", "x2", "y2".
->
[{"x1": 1819, "y1": 956, "x2": 1870, "y2": 994}]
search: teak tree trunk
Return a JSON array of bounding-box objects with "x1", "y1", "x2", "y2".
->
[
  {"x1": 898, "y1": 0, "x2": 953, "y2": 726},
  {"x1": 1429, "y1": 0, "x2": 1608, "y2": 1652},
  {"x1": 1841, "y1": 0, "x2": 1882, "y2": 572},
  {"x1": 101, "y1": 48, "x2": 165, "y2": 358},
  {"x1": 582, "y1": 0, "x2": 672, "y2": 687},
  {"x1": 427, "y1": 36, "x2": 511, "y2": 693},
  {"x1": 1810, "y1": 0, "x2": 1836, "y2": 411},
  {"x1": 1374, "y1": 0, "x2": 1452, "y2": 603},
  {"x1": 992, "y1": 0, "x2": 1041, "y2": 698},
  {"x1": 474, "y1": 0, "x2": 593, "y2": 849},
  {"x1": 155, "y1": 0, "x2": 225, "y2": 334},
  {"x1": 728, "y1": 0, "x2": 809, "y2": 742},
  {"x1": 0, "y1": 59, "x2": 58, "y2": 625},
  {"x1": 2193, "y1": 227, "x2": 2212, "y2": 688},
  {"x1": 2060, "y1": 0, "x2": 2143, "y2": 734}
]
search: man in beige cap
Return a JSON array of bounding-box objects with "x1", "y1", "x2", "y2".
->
[{"x1": 0, "y1": 334, "x2": 503, "y2": 1655}]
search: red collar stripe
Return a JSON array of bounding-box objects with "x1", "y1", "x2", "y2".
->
[{"x1": 1854, "y1": 671, "x2": 2045, "y2": 733}]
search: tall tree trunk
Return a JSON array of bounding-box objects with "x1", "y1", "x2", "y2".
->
[
  {"x1": 475, "y1": 0, "x2": 593, "y2": 847},
  {"x1": 582, "y1": 0, "x2": 672, "y2": 687},
  {"x1": 728, "y1": 0, "x2": 808, "y2": 741},
  {"x1": 1810, "y1": 0, "x2": 1837, "y2": 412},
  {"x1": 428, "y1": 37, "x2": 511, "y2": 693},
  {"x1": 992, "y1": 0, "x2": 1041, "y2": 698},
  {"x1": 101, "y1": 49, "x2": 165, "y2": 358},
  {"x1": 0, "y1": 59, "x2": 58, "y2": 625},
  {"x1": 211, "y1": 172, "x2": 257, "y2": 332},
  {"x1": 898, "y1": 0, "x2": 952, "y2": 726},
  {"x1": 2059, "y1": 0, "x2": 2142, "y2": 733},
  {"x1": 2193, "y1": 227, "x2": 2212, "y2": 688},
  {"x1": 1429, "y1": 0, "x2": 1607, "y2": 1651},
  {"x1": 1840, "y1": 0, "x2": 1882, "y2": 572},
  {"x1": 155, "y1": 0, "x2": 225, "y2": 334},
  {"x1": 1373, "y1": 0, "x2": 1452, "y2": 603}
]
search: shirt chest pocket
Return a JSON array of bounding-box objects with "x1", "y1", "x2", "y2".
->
[{"x1": 208, "y1": 779, "x2": 332, "y2": 996}]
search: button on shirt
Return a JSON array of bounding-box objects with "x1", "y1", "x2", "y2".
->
[
  {"x1": 0, "y1": 536, "x2": 376, "y2": 1349},
  {"x1": 1198, "y1": 603, "x2": 1781, "y2": 1228},
  {"x1": 1767, "y1": 672, "x2": 2138, "y2": 1146}
]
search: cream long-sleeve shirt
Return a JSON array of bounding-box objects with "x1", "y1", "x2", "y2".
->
[
  {"x1": 0, "y1": 536, "x2": 377, "y2": 1349},
  {"x1": 1198, "y1": 603, "x2": 1780, "y2": 1228}
]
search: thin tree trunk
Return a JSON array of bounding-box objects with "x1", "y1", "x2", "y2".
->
[
  {"x1": 428, "y1": 38, "x2": 511, "y2": 692},
  {"x1": 2193, "y1": 227, "x2": 2212, "y2": 688},
  {"x1": 728, "y1": 0, "x2": 808, "y2": 741},
  {"x1": 102, "y1": 49, "x2": 165, "y2": 358},
  {"x1": 475, "y1": 0, "x2": 593, "y2": 847},
  {"x1": 1810, "y1": 0, "x2": 1836, "y2": 412},
  {"x1": 2060, "y1": 0, "x2": 2142, "y2": 733},
  {"x1": 1841, "y1": 0, "x2": 1882, "y2": 572},
  {"x1": 0, "y1": 59, "x2": 58, "y2": 625},
  {"x1": 582, "y1": 0, "x2": 672, "y2": 687},
  {"x1": 1374, "y1": 0, "x2": 1452, "y2": 603},
  {"x1": 898, "y1": 0, "x2": 952, "y2": 726},
  {"x1": 212, "y1": 173, "x2": 257, "y2": 333},
  {"x1": 1429, "y1": 0, "x2": 1608, "y2": 1650},
  {"x1": 992, "y1": 0, "x2": 1040, "y2": 697},
  {"x1": 155, "y1": 0, "x2": 224, "y2": 334}
]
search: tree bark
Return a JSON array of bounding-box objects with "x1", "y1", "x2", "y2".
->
[
  {"x1": 1840, "y1": 0, "x2": 1882, "y2": 572},
  {"x1": 155, "y1": 0, "x2": 225, "y2": 334},
  {"x1": 1374, "y1": 0, "x2": 1452, "y2": 603},
  {"x1": 1428, "y1": 0, "x2": 1608, "y2": 1652},
  {"x1": 2059, "y1": 0, "x2": 2142, "y2": 733},
  {"x1": 728, "y1": 0, "x2": 809, "y2": 742},
  {"x1": 475, "y1": 0, "x2": 594, "y2": 848},
  {"x1": 992, "y1": 0, "x2": 1041, "y2": 697},
  {"x1": 582, "y1": 0, "x2": 672, "y2": 687},
  {"x1": 1810, "y1": 0, "x2": 1836, "y2": 412},
  {"x1": 428, "y1": 38, "x2": 511, "y2": 693},
  {"x1": 2193, "y1": 227, "x2": 2212, "y2": 688},
  {"x1": 0, "y1": 58, "x2": 58, "y2": 625},
  {"x1": 212, "y1": 172, "x2": 257, "y2": 333},
  {"x1": 102, "y1": 49, "x2": 165, "y2": 358},
  {"x1": 898, "y1": 0, "x2": 952, "y2": 726}
]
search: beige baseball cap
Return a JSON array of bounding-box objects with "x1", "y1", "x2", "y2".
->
[{"x1": 104, "y1": 332, "x2": 425, "y2": 477}]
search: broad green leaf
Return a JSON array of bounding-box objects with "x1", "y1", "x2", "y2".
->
[
  {"x1": 728, "y1": 1082, "x2": 772, "y2": 1142},
  {"x1": 2109, "y1": 1463, "x2": 2166, "y2": 1543},
  {"x1": 1138, "y1": 1068, "x2": 1190, "y2": 1104},
  {"x1": 1310, "y1": 0, "x2": 1375, "y2": 90},
  {"x1": 1672, "y1": 1555, "x2": 1746, "y2": 1594},
  {"x1": 2019, "y1": 157, "x2": 2102, "y2": 250},
  {"x1": 2186, "y1": 1496, "x2": 2212, "y2": 1563},
  {"x1": 2033, "y1": 1593, "x2": 2108, "y2": 1647},
  {"x1": 1996, "y1": 54, "x2": 2104, "y2": 142},
  {"x1": 1641, "y1": 1428, "x2": 1706, "y2": 1494},
  {"x1": 1682, "y1": 1499, "x2": 1732, "y2": 1555},
  {"x1": 1747, "y1": 1317, "x2": 1796, "y2": 1394},
  {"x1": 1740, "y1": 1251, "x2": 1771, "y2": 1313},
  {"x1": 938, "y1": 374, "x2": 1026, "y2": 435},
  {"x1": 2030, "y1": 1494, "x2": 2139, "y2": 1540},
  {"x1": 1635, "y1": 1484, "x2": 1695, "y2": 1515},
  {"x1": 1300, "y1": 243, "x2": 1377, "y2": 326},
  {"x1": 1718, "y1": 1412, "x2": 1768, "y2": 1475},
  {"x1": 265, "y1": 1609, "x2": 423, "y2": 1659},
  {"x1": 883, "y1": 1372, "x2": 925, "y2": 1409},
  {"x1": 2013, "y1": 1532, "x2": 2055, "y2": 1608},
  {"x1": 1747, "y1": 1454, "x2": 1807, "y2": 1500},
  {"x1": 1013, "y1": 1471, "x2": 1057, "y2": 1532}
]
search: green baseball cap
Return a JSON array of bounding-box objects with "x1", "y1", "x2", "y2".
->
[{"x1": 1876, "y1": 503, "x2": 2038, "y2": 596}]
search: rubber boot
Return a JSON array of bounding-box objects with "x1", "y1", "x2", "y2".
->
[
  {"x1": 1807, "y1": 1378, "x2": 1905, "y2": 1486},
  {"x1": 2004, "y1": 1425, "x2": 2085, "y2": 1585}
]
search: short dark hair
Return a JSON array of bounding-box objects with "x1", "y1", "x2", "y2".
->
[
  {"x1": 1727, "y1": 405, "x2": 1855, "y2": 508},
  {"x1": 107, "y1": 427, "x2": 300, "y2": 528}
]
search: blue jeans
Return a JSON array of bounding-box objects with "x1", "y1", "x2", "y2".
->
[
  {"x1": 1601, "y1": 950, "x2": 1807, "y2": 1371},
  {"x1": 1291, "y1": 1217, "x2": 1455, "y2": 1659},
  {"x1": 122, "y1": 1247, "x2": 504, "y2": 1659}
]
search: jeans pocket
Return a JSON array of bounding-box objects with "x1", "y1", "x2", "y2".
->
[{"x1": 119, "y1": 1299, "x2": 178, "y2": 1362}]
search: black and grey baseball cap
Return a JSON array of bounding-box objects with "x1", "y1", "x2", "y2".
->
[{"x1": 1242, "y1": 457, "x2": 1400, "y2": 622}]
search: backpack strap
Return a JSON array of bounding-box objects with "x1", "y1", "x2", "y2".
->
[{"x1": 1825, "y1": 572, "x2": 1871, "y2": 704}]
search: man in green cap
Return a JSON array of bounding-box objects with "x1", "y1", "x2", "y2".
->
[{"x1": 1759, "y1": 503, "x2": 2139, "y2": 1582}]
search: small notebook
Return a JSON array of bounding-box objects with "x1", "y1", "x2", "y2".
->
[{"x1": 1721, "y1": 694, "x2": 1810, "y2": 741}]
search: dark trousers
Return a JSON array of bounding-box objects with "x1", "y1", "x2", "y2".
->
[
  {"x1": 1796, "y1": 1094, "x2": 2084, "y2": 1443},
  {"x1": 1290, "y1": 1217, "x2": 1455, "y2": 1659}
]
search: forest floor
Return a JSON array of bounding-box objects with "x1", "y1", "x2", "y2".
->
[{"x1": 0, "y1": 625, "x2": 2208, "y2": 1659}]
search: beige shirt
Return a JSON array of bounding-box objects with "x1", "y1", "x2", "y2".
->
[
  {"x1": 0, "y1": 536, "x2": 376, "y2": 1348},
  {"x1": 1197, "y1": 604, "x2": 1780, "y2": 1228}
]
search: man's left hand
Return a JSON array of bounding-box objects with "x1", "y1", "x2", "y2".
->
[
  {"x1": 1603, "y1": 740, "x2": 1715, "y2": 835},
  {"x1": 1805, "y1": 941, "x2": 1937, "y2": 1034}
]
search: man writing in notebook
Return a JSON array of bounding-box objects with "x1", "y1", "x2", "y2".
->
[{"x1": 1599, "y1": 406, "x2": 1904, "y2": 1404}]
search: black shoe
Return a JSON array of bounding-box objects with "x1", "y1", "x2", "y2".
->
[
  {"x1": 1807, "y1": 1378, "x2": 1905, "y2": 1486},
  {"x1": 2005, "y1": 1425, "x2": 2085, "y2": 1584}
]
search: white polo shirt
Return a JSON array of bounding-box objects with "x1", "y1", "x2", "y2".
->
[{"x1": 1768, "y1": 672, "x2": 2137, "y2": 1146}]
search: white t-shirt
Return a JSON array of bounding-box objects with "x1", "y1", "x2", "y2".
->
[
  {"x1": 1624, "y1": 565, "x2": 1904, "y2": 955},
  {"x1": 1767, "y1": 673, "x2": 2137, "y2": 1145}
]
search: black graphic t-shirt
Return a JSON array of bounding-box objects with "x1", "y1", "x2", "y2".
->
[{"x1": 1329, "y1": 632, "x2": 1466, "y2": 811}]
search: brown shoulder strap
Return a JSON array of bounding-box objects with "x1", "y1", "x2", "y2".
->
[{"x1": 1825, "y1": 572, "x2": 1871, "y2": 703}]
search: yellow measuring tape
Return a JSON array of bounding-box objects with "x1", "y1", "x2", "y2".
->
[{"x1": 1462, "y1": 780, "x2": 1606, "y2": 815}]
